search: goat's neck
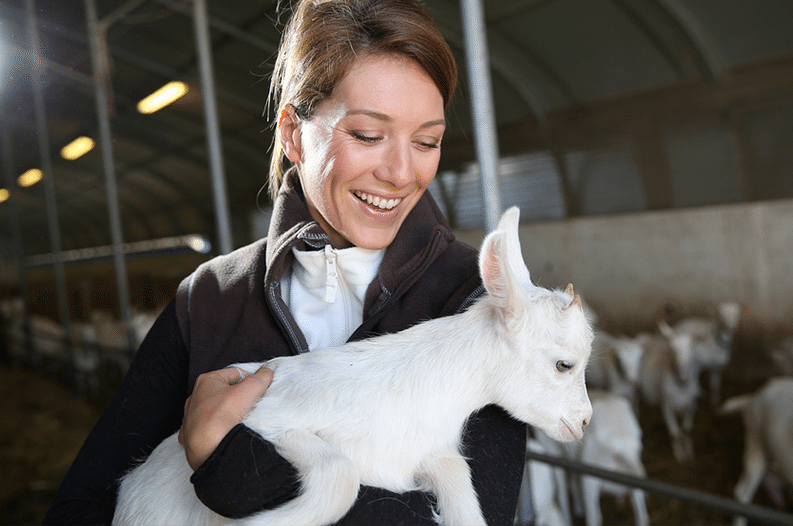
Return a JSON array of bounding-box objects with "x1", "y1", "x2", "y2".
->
[{"x1": 415, "y1": 298, "x2": 508, "y2": 412}]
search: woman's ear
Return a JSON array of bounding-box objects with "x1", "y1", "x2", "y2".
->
[{"x1": 279, "y1": 105, "x2": 302, "y2": 163}]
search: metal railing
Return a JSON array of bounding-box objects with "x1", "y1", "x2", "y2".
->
[{"x1": 525, "y1": 449, "x2": 793, "y2": 525}]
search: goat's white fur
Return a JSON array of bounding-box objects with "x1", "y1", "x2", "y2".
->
[
  {"x1": 576, "y1": 390, "x2": 649, "y2": 526},
  {"x1": 113, "y1": 207, "x2": 594, "y2": 526},
  {"x1": 720, "y1": 378, "x2": 793, "y2": 526},
  {"x1": 516, "y1": 438, "x2": 571, "y2": 526},
  {"x1": 637, "y1": 331, "x2": 700, "y2": 463},
  {"x1": 586, "y1": 332, "x2": 644, "y2": 409},
  {"x1": 531, "y1": 391, "x2": 649, "y2": 526},
  {"x1": 665, "y1": 302, "x2": 741, "y2": 405}
]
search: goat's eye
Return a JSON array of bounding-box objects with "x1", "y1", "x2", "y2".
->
[{"x1": 556, "y1": 360, "x2": 573, "y2": 373}]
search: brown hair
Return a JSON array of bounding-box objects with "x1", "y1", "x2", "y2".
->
[{"x1": 267, "y1": 0, "x2": 457, "y2": 199}]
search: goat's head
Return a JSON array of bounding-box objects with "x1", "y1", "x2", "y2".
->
[
  {"x1": 717, "y1": 302, "x2": 741, "y2": 333},
  {"x1": 657, "y1": 321, "x2": 700, "y2": 380},
  {"x1": 478, "y1": 207, "x2": 593, "y2": 442},
  {"x1": 613, "y1": 336, "x2": 645, "y2": 385}
]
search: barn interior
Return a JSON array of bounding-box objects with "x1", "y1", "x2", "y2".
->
[{"x1": 1, "y1": 0, "x2": 793, "y2": 524}]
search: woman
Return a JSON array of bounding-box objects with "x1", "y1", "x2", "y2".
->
[{"x1": 44, "y1": 1, "x2": 526, "y2": 524}]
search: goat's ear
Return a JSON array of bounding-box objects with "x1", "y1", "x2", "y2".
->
[
  {"x1": 657, "y1": 320, "x2": 673, "y2": 338},
  {"x1": 480, "y1": 232, "x2": 517, "y2": 316},
  {"x1": 497, "y1": 207, "x2": 533, "y2": 288},
  {"x1": 480, "y1": 208, "x2": 531, "y2": 318}
]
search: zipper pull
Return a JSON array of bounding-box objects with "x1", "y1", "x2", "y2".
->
[{"x1": 324, "y1": 244, "x2": 338, "y2": 303}]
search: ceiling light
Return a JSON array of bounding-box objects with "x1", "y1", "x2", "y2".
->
[
  {"x1": 61, "y1": 136, "x2": 96, "y2": 160},
  {"x1": 0, "y1": 189, "x2": 9, "y2": 203},
  {"x1": 137, "y1": 81, "x2": 188, "y2": 114},
  {"x1": 18, "y1": 168, "x2": 43, "y2": 188}
]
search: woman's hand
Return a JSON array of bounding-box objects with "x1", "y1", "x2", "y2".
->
[{"x1": 178, "y1": 364, "x2": 274, "y2": 471}]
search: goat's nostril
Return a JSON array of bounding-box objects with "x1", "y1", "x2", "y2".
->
[{"x1": 582, "y1": 417, "x2": 590, "y2": 428}]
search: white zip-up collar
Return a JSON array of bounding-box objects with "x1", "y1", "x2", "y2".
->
[{"x1": 281, "y1": 245, "x2": 385, "y2": 352}]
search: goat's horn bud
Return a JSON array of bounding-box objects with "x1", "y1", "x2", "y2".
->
[
  {"x1": 564, "y1": 283, "x2": 574, "y2": 297},
  {"x1": 570, "y1": 294, "x2": 583, "y2": 310}
]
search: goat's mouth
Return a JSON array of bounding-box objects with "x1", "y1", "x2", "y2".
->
[{"x1": 561, "y1": 417, "x2": 584, "y2": 440}]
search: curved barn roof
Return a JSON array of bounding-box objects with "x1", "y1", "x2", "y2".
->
[{"x1": 1, "y1": 0, "x2": 792, "y2": 261}]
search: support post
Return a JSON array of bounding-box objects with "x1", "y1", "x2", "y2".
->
[
  {"x1": 460, "y1": 0, "x2": 503, "y2": 232},
  {"x1": 25, "y1": 0, "x2": 73, "y2": 356},
  {"x1": 85, "y1": 0, "x2": 135, "y2": 350},
  {"x1": 1, "y1": 115, "x2": 32, "y2": 354},
  {"x1": 192, "y1": 0, "x2": 233, "y2": 255}
]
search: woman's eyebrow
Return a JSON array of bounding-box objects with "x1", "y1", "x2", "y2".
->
[{"x1": 346, "y1": 109, "x2": 446, "y2": 129}]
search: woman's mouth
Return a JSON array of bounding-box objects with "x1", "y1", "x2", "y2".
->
[{"x1": 353, "y1": 190, "x2": 402, "y2": 211}]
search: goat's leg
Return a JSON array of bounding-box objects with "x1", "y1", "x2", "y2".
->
[
  {"x1": 630, "y1": 489, "x2": 650, "y2": 526},
  {"x1": 420, "y1": 454, "x2": 486, "y2": 526},
  {"x1": 681, "y1": 404, "x2": 696, "y2": 460},
  {"x1": 581, "y1": 475, "x2": 603, "y2": 526},
  {"x1": 553, "y1": 465, "x2": 573, "y2": 525},
  {"x1": 240, "y1": 429, "x2": 359, "y2": 526},
  {"x1": 515, "y1": 465, "x2": 534, "y2": 526},
  {"x1": 569, "y1": 473, "x2": 585, "y2": 519},
  {"x1": 661, "y1": 403, "x2": 687, "y2": 462},
  {"x1": 732, "y1": 436, "x2": 766, "y2": 526}
]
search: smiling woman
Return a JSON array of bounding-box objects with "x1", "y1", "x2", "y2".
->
[
  {"x1": 279, "y1": 55, "x2": 446, "y2": 250},
  {"x1": 44, "y1": 2, "x2": 526, "y2": 525}
]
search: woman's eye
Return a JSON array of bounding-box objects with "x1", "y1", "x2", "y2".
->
[
  {"x1": 417, "y1": 141, "x2": 440, "y2": 151},
  {"x1": 556, "y1": 360, "x2": 573, "y2": 373},
  {"x1": 351, "y1": 132, "x2": 380, "y2": 144}
]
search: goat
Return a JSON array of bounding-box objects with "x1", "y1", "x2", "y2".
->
[
  {"x1": 576, "y1": 390, "x2": 649, "y2": 526},
  {"x1": 769, "y1": 336, "x2": 793, "y2": 376},
  {"x1": 720, "y1": 378, "x2": 793, "y2": 526},
  {"x1": 535, "y1": 391, "x2": 649, "y2": 526},
  {"x1": 112, "y1": 207, "x2": 594, "y2": 526},
  {"x1": 586, "y1": 332, "x2": 644, "y2": 411},
  {"x1": 665, "y1": 302, "x2": 741, "y2": 405},
  {"x1": 637, "y1": 330, "x2": 700, "y2": 463},
  {"x1": 515, "y1": 437, "x2": 571, "y2": 526}
]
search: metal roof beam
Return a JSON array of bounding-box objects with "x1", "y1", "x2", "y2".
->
[{"x1": 651, "y1": 0, "x2": 724, "y2": 83}]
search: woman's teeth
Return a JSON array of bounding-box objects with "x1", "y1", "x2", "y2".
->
[{"x1": 354, "y1": 191, "x2": 401, "y2": 210}]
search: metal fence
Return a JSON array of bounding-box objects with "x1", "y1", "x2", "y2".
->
[{"x1": 525, "y1": 449, "x2": 793, "y2": 525}]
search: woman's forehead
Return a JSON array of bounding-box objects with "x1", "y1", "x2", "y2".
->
[{"x1": 321, "y1": 55, "x2": 445, "y2": 124}]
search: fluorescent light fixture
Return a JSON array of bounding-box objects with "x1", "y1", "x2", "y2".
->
[
  {"x1": 61, "y1": 136, "x2": 96, "y2": 160},
  {"x1": 18, "y1": 168, "x2": 43, "y2": 187},
  {"x1": 26, "y1": 234, "x2": 213, "y2": 266},
  {"x1": 137, "y1": 81, "x2": 189, "y2": 114},
  {"x1": 186, "y1": 234, "x2": 212, "y2": 254},
  {"x1": 0, "y1": 188, "x2": 9, "y2": 203}
]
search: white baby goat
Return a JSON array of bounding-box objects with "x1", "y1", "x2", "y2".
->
[
  {"x1": 576, "y1": 390, "x2": 649, "y2": 526},
  {"x1": 113, "y1": 207, "x2": 594, "y2": 526},
  {"x1": 666, "y1": 302, "x2": 741, "y2": 405},
  {"x1": 533, "y1": 391, "x2": 649, "y2": 526},
  {"x1": 637, "y1": 330, "x2": 700, "y2": 463},
  {"x1": 586, "y1": 332, "x2": 645, "y2": 410},
  {"x1": 720, "y1": 378, "x2": 793, "y2": 526}
]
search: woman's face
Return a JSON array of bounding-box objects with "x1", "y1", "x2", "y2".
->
[{"x1": 281, "y1": 54, "x2": 446, "y2": 250}]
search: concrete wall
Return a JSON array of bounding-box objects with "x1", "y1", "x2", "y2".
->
[{"x1": 455, "y1": 199, "x2": 793, "y2": 343}]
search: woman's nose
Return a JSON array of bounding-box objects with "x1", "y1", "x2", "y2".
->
[{"x1": 377, "y1": 141, "x2": 413, "y2": 187}]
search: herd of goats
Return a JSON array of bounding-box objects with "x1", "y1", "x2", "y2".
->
[
  {"x1": 1, "y1": 294, "x2": 793, "y2": 526},
  {"x1": 516, "y1": 301, "x2": 793, "y2": 526}
]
